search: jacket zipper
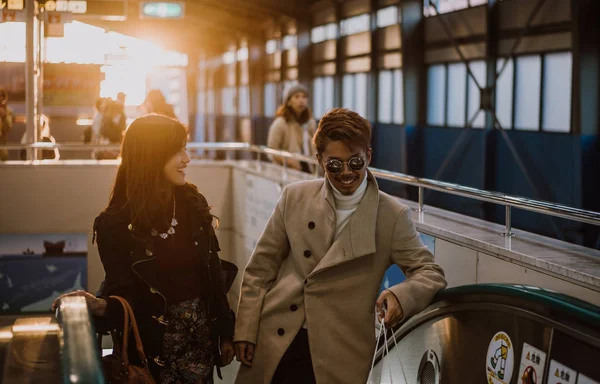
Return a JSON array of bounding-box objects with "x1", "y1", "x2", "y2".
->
[{"x1": 130, "y1": 250, "x2": 168, "y2": 316}]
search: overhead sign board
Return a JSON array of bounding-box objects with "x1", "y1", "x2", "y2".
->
[
  {"x1": 44, "y1": 0, "x2": 88, "y2": 14},
  {"x1": 140, "y1": 2, "x2": 184, "y2": 19},
  {"x1": 1, "y1": 8, "x2": 25, "y2": 22}
]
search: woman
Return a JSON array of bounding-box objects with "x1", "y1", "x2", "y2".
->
[
  {"x1": 266, "y1": 83, "x2": 316, "y2": 172},
  {"x1": 53, "y1": 114, "x2": 235, "y2": 383}
]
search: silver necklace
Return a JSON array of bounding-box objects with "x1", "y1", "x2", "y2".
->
[{"x1": 151, "y1": 198, "x2": 178, "y2": 239}]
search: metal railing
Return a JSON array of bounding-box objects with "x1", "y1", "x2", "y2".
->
[
  {"x1": 55, "y1": 296, "x2": 104, "y2": 384},
  {"x1": 3, "y1": 141, "x2": 600, "y2": 235}
]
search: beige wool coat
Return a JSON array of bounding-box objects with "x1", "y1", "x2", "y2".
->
[{"x1": 234, "y1": 172, "x2": 447, "y2": 384}]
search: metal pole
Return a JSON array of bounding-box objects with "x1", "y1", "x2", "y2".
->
[
  {"x1": 418, "y1": 186, "x2": 424, "y2": 212},
  {"x1": 503, "y1": 205, "x2": 514, "y2": 236},
  {"x1": 25, "y1": 0, "x2": 37, "y2": 160}
]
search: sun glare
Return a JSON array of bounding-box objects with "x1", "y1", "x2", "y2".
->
[{"x1": 0, "y1": 21, "x2": 187, "y2": 107}]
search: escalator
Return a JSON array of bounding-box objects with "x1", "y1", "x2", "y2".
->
[
  {"x1": 0, "y1": 297, "x2": 103, "y2": 383},
  {"x1": 372, "y1": 284, "x2": 600, "y2": 384}
]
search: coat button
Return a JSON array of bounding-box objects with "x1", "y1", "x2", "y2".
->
[
  {"x1": 290, "y1": 304, "x2": 298, "y2": 312},
  {"x1": 277, "y1": 328, "x2": 285, "y2": 336},
  {"x1": 194, "y1": 241, "x2": 198, "y2": 246},
  {"x1": 145, "y1": 249, "x2": 153, "y2": 256},
  {"x1": 303, "y1": 250, "x2": 311, "y2": 258},
  {"x1": 127, "y1": 224, "x2": 134, "y2": 231},
  {"x1": 308, "y1": 222, "x2": 315, "y2": 229}
]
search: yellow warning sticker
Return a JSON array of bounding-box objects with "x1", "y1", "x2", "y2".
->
[{"x1": 486, "y1": 331, "x2": 515, "y2": 384}]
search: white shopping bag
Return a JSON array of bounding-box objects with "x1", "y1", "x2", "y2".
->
[{"x1": 366, "y1": 310, "x2": 408, "y2": 384}]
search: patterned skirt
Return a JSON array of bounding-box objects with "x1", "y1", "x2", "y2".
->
[{"x1": 160, "y1": 297, "x2": 214, "y2": 384}]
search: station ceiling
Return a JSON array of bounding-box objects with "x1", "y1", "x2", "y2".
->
[{"x1": 81, "y1": 0, "x2": 316, "y2": 54}]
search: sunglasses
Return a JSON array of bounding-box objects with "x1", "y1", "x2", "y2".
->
[{"x1": 325, "y1": 157, "x2": 366, "y2": 174}]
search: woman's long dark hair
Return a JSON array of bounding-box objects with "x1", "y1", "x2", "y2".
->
[
  {"x1": 276, "y1": 104, "x2": 312, "y2": 125},
  {"x1": 106, "y1": 114, "x2": 187, "y2": 234}
]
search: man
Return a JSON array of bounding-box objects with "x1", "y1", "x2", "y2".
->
[
  {"x1": 0, "y1": 88, "x2": 13, "y2": 161},
  {"x1": 234, "y1": 108, "x2": 447, "y2": 384}
]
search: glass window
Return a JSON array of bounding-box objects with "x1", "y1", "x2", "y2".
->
[
  {"x1": 239, "y1": 86, "x2": 250, "y2": 116},
  {"x1": 514, "y1": 55, "x2": 541, "y2": 131},
  {"x1": 266, "y1": 39, "x2": 278, "y2": 54},
  {"x1": 222, "y1": 51, "x2": 235, "y2": 65},
  {"x1": 264, "y1": 82, "x2": 276, "y2": 117},
  {"x1": 427, "y1": 65, "x2": 446, "y2": 126},
  {"x1": 393, "y1": 69, "x2": 404, "y2": 125},
  {"x1": 236, "y1": 47, "x2": 248, "y2": 61},
  {"x1": 377, "y1": 6, "x2": 398, "y2": 28},
  {"x1": 311, "y1": 25, "x2": 325, "y2": 44},
  {"x1": 313, "y1": 76, "x2": 335, "y2": 118},
  {"x1": 340, "y1": 14, "x2": 370, "y2": 36},
  {"x1": 323, "y1": 76, "x2": 335, "y2": 116},
  {"x1": 447, "y1": 62, "x2": 467, "y2": 127},
  {"x1": 355, "y1": 73, "x2": 368, "y2": 118},
  {"x1": 343, "y1": 74, "x2": 355, "y2": 109},
  {"x1": 221, "y1": 87, "x2": 236, "y2": 116},
  {"x1": 378, "y1": 71, "x2": 393, "y2": 123},
  {"x1": 542, "y1": 52, "x2": 572, "y2": 133},
  {"x1": 467, "y1": 60, "x2": 486, "y2": 128},
  {"x1": 282, "y1": 35, "x2": 297, "y2": 50},
  {"x1": 325, "y1": 23, "x2": 338, "y2": 40},
  {"x1": 425, "y1": 0, "x2": 469, "y2": 17},
  {"x1": 470, "y1": 0, "x2": 488, "y2": 5},
  {"x1": 207, "y1": 90, "x2": 215, "y2": 114},
  {"x1": 495, "y1": 58, "x2": 513, "y2": 129},
  {"x1": 311, "y1": 23, "x2": 338, "y2": 44},
  {"x1": 313, "y1": 77, "x2": 324, "y2": 117}
]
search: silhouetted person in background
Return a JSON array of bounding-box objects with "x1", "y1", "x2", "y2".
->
[
  {"x1": 143, "y1": 89, "x2": 176, "y2": 119},
  {"x1": 0, "y1": 88, "x2": 13, "y2": 161}
]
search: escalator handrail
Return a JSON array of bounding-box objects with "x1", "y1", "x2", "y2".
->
[
  {"x1": 55, "y1": 296, "x2": 104, "y2": 384},
  {"x1": 433, "y1": 283, "x2": 600, "y2": 327}
]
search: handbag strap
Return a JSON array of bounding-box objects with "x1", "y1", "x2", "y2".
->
[{"x1": 108, "y1": 296, "x2": 150, "y2": 367}]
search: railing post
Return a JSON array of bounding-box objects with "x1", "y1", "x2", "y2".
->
[
  {"x1": 417, "y1": 186, "x2": 424, "y2": 212},
  {"x1": 256, "y1": 150, "x2": 262, "y2": 172},
  {"x1": 503, "y1": 205, "x2": 514, "y2": 236}
]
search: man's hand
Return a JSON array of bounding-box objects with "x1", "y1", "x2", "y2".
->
[
  {"x1": 235, "y1": 341, "x2": 256, "y2": 367},
  {"x1": 375, "y1": 290, "x2": 404, "y2": 328},
  {"x1": 51, "y1": 290, "x2": 107, "y2": 317},
  {"x1": 220, "y1": 340, "x2": 235, "y2": 367}
]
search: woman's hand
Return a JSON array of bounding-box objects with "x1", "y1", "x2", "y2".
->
[
  {"x1": 234, "y1": 341, "x2": 255, "y2": 367},
  {"x1": 51, "y1": 290, "x2": 107, "y2": 317},
  {"x1": 220, "y1": 339, "x2": 235, "y2": 367}
]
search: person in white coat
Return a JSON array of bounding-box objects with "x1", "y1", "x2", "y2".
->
[{"x1": 234, "y1": 108, "x2": 447, "y2": 384}]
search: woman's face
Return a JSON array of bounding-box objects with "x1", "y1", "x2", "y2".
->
[
  {"x1": 164, "y1": 146, "x2": 190, "y2": 186},
  {"x1": 287, "y1": 92, "x2": 308, "y2": 115}
]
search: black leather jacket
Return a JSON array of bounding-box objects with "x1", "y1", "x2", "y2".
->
[{"x1": 92, "y1": 184, "x2": 234, "y2": 379}]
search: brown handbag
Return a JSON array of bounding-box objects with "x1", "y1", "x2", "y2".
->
[{"x1": 100, "y1": 296, "x2": 156, "y2": 384}]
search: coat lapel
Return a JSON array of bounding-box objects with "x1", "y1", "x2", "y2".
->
[{"x1": 308, "y1": 171, "x2": 379, "y2": 277}]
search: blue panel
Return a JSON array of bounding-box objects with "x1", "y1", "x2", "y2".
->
[
  {"x1": 371, "y1": 123, "x2": 407, "y2": 197},
  {"x1": 421, "y1": 127, "x2": 486, "y2": 218},
  {"x1": 0, "y1": 255, "x2": 87, "y2": 313},
  {"x1": 490, "y1": 130, "x2": 583, "y2": 242}
]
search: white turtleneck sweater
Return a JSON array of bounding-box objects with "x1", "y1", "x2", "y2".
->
[{"x1": 328, "y1": 176, "x2": 369, "y2": 239}]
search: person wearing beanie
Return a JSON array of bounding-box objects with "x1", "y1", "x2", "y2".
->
[{"x1": 266, "y1": 83, "x2": 316, "y2": 172}]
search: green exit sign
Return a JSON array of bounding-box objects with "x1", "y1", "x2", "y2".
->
[{"x1": 140, "y1": 2, "x2": 184, "y2": 19}]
